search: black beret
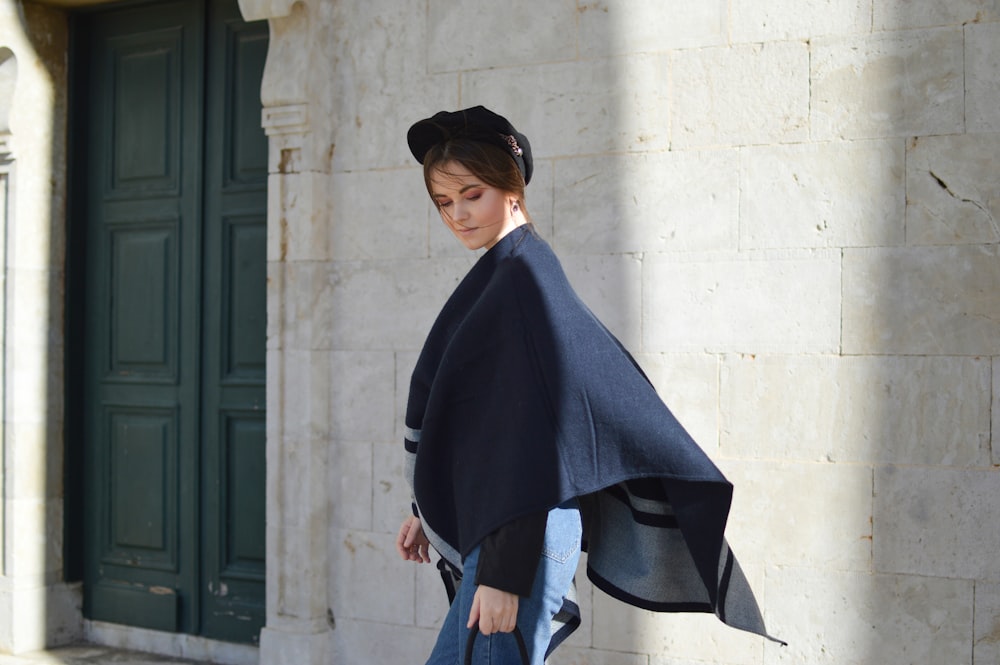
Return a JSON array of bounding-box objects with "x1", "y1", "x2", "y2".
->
[{"x1": 407, "y1": 106, "x2": 533, "y2": 185}]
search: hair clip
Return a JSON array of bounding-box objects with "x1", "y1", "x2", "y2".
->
[{"x1": 504, "y1": 134, "x2": 523, "y2": 157}]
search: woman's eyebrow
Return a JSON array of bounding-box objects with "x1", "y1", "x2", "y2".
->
[{"x1": 432, "y1": 183, "x2": 482, "y2": 199}]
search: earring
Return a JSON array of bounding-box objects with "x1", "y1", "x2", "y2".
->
[{"x1": 512, "y1": 203, "x2": 519, "y2": 214}]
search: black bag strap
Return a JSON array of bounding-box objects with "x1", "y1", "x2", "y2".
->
[{"x1": 464, "y1": 622, "x2": 530, "y2": 665}]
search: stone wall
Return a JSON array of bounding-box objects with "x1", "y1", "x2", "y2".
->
[
  {"x1": 260, "y1": 1, "x2": 1000, "y2": 664},
  {"x1": 0, "y1": 0, "x2": 79, "y2": 654}
]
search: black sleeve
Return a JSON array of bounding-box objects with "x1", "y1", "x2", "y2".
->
[{"x1": 474, "y1": 511, "x2": 548, "y2": 597}]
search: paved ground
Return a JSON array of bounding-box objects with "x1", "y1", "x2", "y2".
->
[{"x1": 0, "y1": 646, "x2": 209, "y2": 665}]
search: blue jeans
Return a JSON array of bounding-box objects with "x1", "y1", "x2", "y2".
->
[{"x1": 426, "y1": 500, "x2": 582, "y2": 665}]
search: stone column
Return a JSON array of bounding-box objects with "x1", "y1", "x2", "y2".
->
[
  {"x1": 0, "y1": 2, "x2": 79, "y2": 652},
  {"x1": 237, "y1": 2, "x2": 334, "y2": 663}
]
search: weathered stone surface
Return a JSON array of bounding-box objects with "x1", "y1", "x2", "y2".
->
[
  {"x1": 372, "y1": 441, "x2": 411, "y2": 535},
  {"x1": 591, "y1": 579, "x2": 763, "y2": 663},
  {"x1": 767, "y1": 568, "x2": 973, "y2": 664},
  {"x1": 967, "y1": 22, "x2": 1000, "y2": 133},
  {"x1": 642, "y1": 250, "x2": 841, "y2": 353},
  {"x1": 321, "y1": 258, "x2": 465, "y2": 351},
  {"x1": 579, "y1": 0, "x2": 727, "y2": 54},
  {"x1": 905, "y1": 133, "x2": 1000, "y2": 245},
  {"x1": 874, "y1": 0, "x2": 1000, "y2": 29},
  {"x1": 720, "y1": 460, "x2": 873, "y2": 571},
  {"x1": 732, "y1": 0, "x2": 872, "y2": 41},
  {"x1": 843, "y1": 245, "x2": 1000, "y2": 355},
  {"x1": 812, "y1": 28, "x2": 965, "y2": 139},
  {"x1": 875, "y1": 466, "x2": 1000, "y2": 580},
  {"x1": 428, "y1": 0, "x2": 577, "y2": 72},
  {"x1": 975, "y1": 582, "x2": 1000, "y2": 665},
  {"x1": 463, "y1": 55, "x2": 671, "y2": 157},
  {"x1": 330, "y1": 440, "x2": 372, "y2": 531},
  {"x1": 329, "y1": 350, "x2": 395, "y2": 442},
  {"x1": 330, "y1": 170, "x2": 429, "y2": 261},
  {"x1": 672, "y1": 42, "x2": 809, "y2": 148},
  {"x1": 553, "y1": 150, "x2": 738, "y2": 255},
  {"x1": 720, "y1": 355, "x2": 991, "y2": 465},
  {"x1": 633, "y1": 353, "x2": 720, "y2": 450},
  {"x1": 323, "y1": 0, "x2": 458, "y2": 171},
  {"x1": 740, "y1": 139, "x2": 905, "y2": 249},
  {"x1": 562, "y1": 253, "x2": 642, "y2": 351},
  {"x1": 994, "y1": 358, "x2": 1000, "y2": 467},
  {"x1": 332, "y1": 529, "x2": 414, "y2": 625},
  {"x1": 331, "y1": 619, "x2": 437, "y2": 665}
]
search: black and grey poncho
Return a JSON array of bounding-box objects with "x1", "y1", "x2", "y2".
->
[{"x1": 404, "y1": 225, "x2": 780, "y2": 646}]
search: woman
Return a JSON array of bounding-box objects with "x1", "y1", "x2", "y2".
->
[{"x1": 397, "y1": 107, "x2": 779, "y2": 665}]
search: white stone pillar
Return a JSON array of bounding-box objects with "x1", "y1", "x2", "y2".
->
[
  {"x1": 0, "y1": 2, "x2": 80, "y2": 652},
  {"x1": 238, "y1": 2, "x2": 334, "y2": 663}
]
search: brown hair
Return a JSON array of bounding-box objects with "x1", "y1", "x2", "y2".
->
[{"x1": 422, "y1": 138, "x2": 531, "y2": 220}]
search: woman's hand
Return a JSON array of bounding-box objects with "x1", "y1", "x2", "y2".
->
[
  {"x1": 396, "y1": 515, "x2": 431, "y2": 563},
  {"x1": 468, "y1": 585, "x2": 518, "y2": 635}
]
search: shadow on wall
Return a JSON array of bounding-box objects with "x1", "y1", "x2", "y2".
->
[{"x1": 854, "y1": 5, "x2": 1000, "y2": 665}]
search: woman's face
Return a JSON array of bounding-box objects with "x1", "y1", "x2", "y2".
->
[{"x1": 429, "y1": 161, "x2": 520, "y2": 251}]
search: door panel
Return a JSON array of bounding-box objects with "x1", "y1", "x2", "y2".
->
[
  {"x1": 199, "y1": 0, "x2": 267, "y2": 641},
  {"x1": 76, "y1": 0, "x2": 267, "y2": 643}
]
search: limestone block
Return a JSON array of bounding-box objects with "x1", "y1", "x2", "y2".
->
[
  {"x1": 332, "y1": 619, "x2": 437, "y2": 665},
  {"x1": 326, "y1": 0, "x2": 458, "y2": 171},
  {"x1": 766, "y1": 567, "x2": 973, "y2": 664},
  {"x1": 428, "y1": 0, "x2": 577, "y2": 72},
  {"x1": 268, "y1": 522, "x2": 327, "y2": 619},
  {"x1": 975, "y1": 582, "x2": 1000, "y2": 665},
  {"x1": 720, "y1": 355, "x2": 991, "y2": 466},
  {"x1": 268, "y1": 172, "x2": 331, "y2": 262},
  {"x1": 260, "y1": 624, "x2": 330, "y2": 665},
  {"x1": 322, "y1": 258, "x2": 468, "y2": 351},
  {"x1": 330, "y1": 440, "x2": 372, "y2": 531},
  {"x1": 578, "y1": 0, "x2": 727, "y2": 55},
  {"x1": 633, "y1": 353, "x2": 720, "y2": 450},
  {"x1": 719, "y1": 460, "x2": 872, "y2": 571},
  {"x1": 995, "y1": 358, "x2": 1000, "y2": 467},
  {"x1": 394, "y1": 350, "x2": 420, "y2": 442},
  {"x1": 642, "y1": 249, "x2": 841, "y2": 354},
  {"x1": 842, "y1": 245, "x2": 1000, "y2": 355},
  {"x1": 281, "y1": 261, "x2": 339, "y2": 351},
  {"x1": 905, "y1": 133, "x2": 1000, "y2": 245},
  {"x1": 274, "y1": 349, "x2": 330, "y2": 441},
  {"x1": 330, "y1": 169, "x2": 429, "y2": 261},
  {"x1": 329, "y1": 350, "x2": 395, "y2": 442},
  {"x1": 330, "y1": 528, "x2": 415, "y2": 625},
  {"x1": 268, "y1": 438, "x2": 329, "y2": 530},
  {"x1": 551, "y1": 646, "x2": 649, "y2": 665},
  {"x1": 732, "y1": 0, "x2": 872, "y2": 41},
  {"x1": 372, "y1": 442, "x2": 412, "y2": 535},
  {"x1": 414, "y1": 551, "x2": 451, "y2": 629},
  {"x1": 562, "y1": 254, "x2": 642, "y2": 352},
  {"x1": 4, "y1": 422, "x2": 65, "y2": 499},
  {"x1": 591, "y1": 587, "x2": 762, "y2": 663},
  {"x1": 267, "y1": 263, "x2": 284, "y2": 350},
  {"x1": 967, "y1": 22, "x2": 1000, "y2": 133},
  {"x1": 672, "y1": 42, "x2": 809, "y2": 148},
  {"x1": 462, "y1": 55, "x2": 671, "y2": 157},
  {"x1": 811, "y1": 28, "x2": 965, "y2": 140},
  {"x1": 875, "y1": 466, "x2": 1000, "y2": 580},
  {"x1": 740, "y1": 139, "x2": 905, "y2": 249},
  {"x1": 874, "y1": 0, "x2": 1000, "y2": 30},
  {"x1": 3, "y1": 498, "x2": 62, "y2": 576},
  {"x1": 6, "y1": 267, "x2": 61, "y2": 351},
  {"x1": 85, "y1": 621, "x2": 259, "y2": 665},
  {"x1": 552, "y1": 150, "x2": 738, "y2": 255}
]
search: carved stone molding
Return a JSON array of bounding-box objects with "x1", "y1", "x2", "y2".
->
[
  {"x1": 237, "y1": 0, "x2": 300, "y2": 21},
  {"x1": 262, "y1": 103, "x2": 309, "y2": 136},
  {"x1": 0, "y1": 133, "x2": 11, "y2": 162}
]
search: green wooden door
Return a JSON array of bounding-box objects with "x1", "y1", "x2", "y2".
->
[{"x1": 74, "y1": 0, "x2": 267, "y2": 644}]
